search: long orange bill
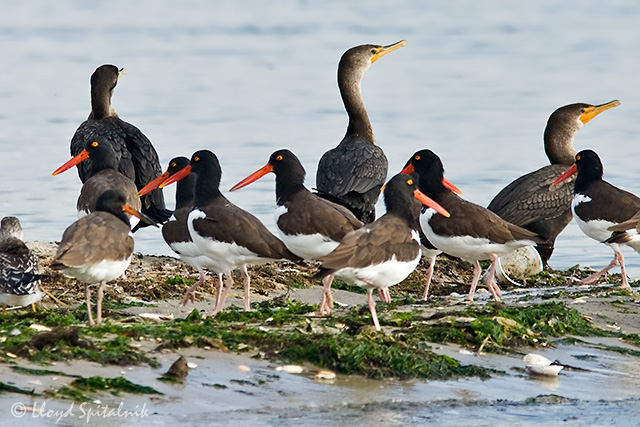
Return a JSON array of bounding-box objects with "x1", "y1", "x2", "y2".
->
[
  {"x1": 52, "y1": 150, "x2": 90, "y2": 176},
  {"x1": 159, "y1": 165, "x2": 192, "y2": 188},
  {"x1": 371, "y1": 40, "x2": 407, "y2": 63},
  {"x1": 122, "y1": 203, "x2": 159, "y2": 227},
  {"x1": 413, "y1": 189, "x2": 450, "y2": 218},
  {"x1": 579, "y1": 99, "x2": 620, "y2": 125},
  {"x1": 136, "y1": 171, "x2": 170, "y2": 197},
  {"x1": 552, "y1": 163, "x2": 578, "y2": 185},
  {"x1": 229, "y1": 163, "x2": 274, "y2": 192},
  {"x1": 399, "y1": 163, "x2": 462, "y2": 195}
]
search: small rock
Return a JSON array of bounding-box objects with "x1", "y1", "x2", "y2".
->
[{"x1": 164, "y1": 355, "x2": 190, "y2": 380}]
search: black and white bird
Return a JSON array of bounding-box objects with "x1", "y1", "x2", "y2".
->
[
  {"x1": 160, "y1": 150, "x2": 302, "y2": 316},
  {"x1": 70, "y1": 64, "x2": 171, "y2": 226},
  {"x1": 50, "y1": 190, "x2": 153, "y2": 325},
  {"x1": 315, "y1": 41, "x2": 406, "y2": 223},
  {"x1": 553, "y1": 149, "x2": 640, "y2": 289},
  {"x1": 403, "y1": 150, "x2": 545, "y2": 302},
  {"x1": 487, "y1": 100, "x2": 620, "y2": 265},
  {"x1": 314, "y1": 173, "x2": 450, "y2": 331},
  {"x1": 230, "y1": 149, "x2": 364, "y2": 314},
  {"x1": 0, "y1": 217, "x2": 44, "y2": 314},
  {"x1": 136, "y1": 156, "x2": 224, "y2": 306}
]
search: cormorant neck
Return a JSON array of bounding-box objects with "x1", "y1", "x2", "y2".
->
[
  {"x1": 543, "y1": 118, "x2": 580, "y2": 165},
  {"x1": 175, "y1": 174, "x2": 196, "y2": 210},
  {"x1": 338, "y1": 65, "x2": 375, "y2": 143},
  {"x1": 90, "y1": 85, "x2": 117, "y2": 120}
]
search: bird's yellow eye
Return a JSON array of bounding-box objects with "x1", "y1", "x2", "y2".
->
[
  {"x1": 170, "y1": 162, "x2": 176, "y2": 167},
  {"x1": 91, "y1": 141, "x2": 99, "y2": 147},
  {"x1": 415, "y1": 155, "x2": 421, "y2": 160},
  {"x1": 576, "y1": 155, "x2": 581, "y2": 161},
  {"x1": 276, "y1": 155, "x2": 283, "y2": 161},
  {"x1": 193, "y1": 156, "x2": 200, "y2": 162},
  {"x1": 407, "y1": 179, "x2": 414, "y2": 185}
]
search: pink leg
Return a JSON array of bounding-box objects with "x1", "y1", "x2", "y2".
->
[
  {"x1": 181, "y1": 269, "x2": 207, "y2": 306},
  {"x1": 483, "y1": 254, "x2": 501, "y2": 302},
  {"x1": 467, "y1": 260, "x2": 483, "y2": 301},
  {"x1": 376, "y1": 287, "x2": 391, "y2": 304},
  {"x1": 96, "y1": 283, "x2": 105, "y2": 324},
  {"x1": 617, "y1": 250, "x2": 630, "y2": 289},
  {"x1": 422, "y1": 255, "x2": 437, "y2": 301},
  {"x1": 85, "y1": 284, "x2": 95, "y2": 326},
  {"x1": 241, "y1": 266, "x2": 251, "y2": 311},
  {"x1": 580, "y1": 251, "x2": 621, "y2": 286},
  {"x1": 367, "y1": 289, "x2": 381, "y2": 331},
  {"x1": 213, "y1": 273, "x2": 223, "y2": 308},
  {"x1": 211, "y1": 273, "x2": 233, "y2": 317},
  {"x1": 319, "y1": 274, "x2": 335, "y2": 315}
]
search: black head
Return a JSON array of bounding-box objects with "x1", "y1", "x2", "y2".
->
[
  {"x1": 190, "y1": 150, "x2": 223, "y2": 205},
  {"x1": 95, "y1": 189, "x2": 130, "y2": 225},
  {"x1": 167, "y1": 156, "x2": 191, "y2": 176},
  {"x1": 269, "y1": 149, "x2": 306, "y2": 182},
  {"x1": 84, "y1": 139, "x2": 118, "y2": 172},
  {"x1": 402, "y1": 149, "x2": 446, "y2": 197},
  {"x1": 574, "y1": 149, "x2": 604, "y2": 181},
  {"x1": 382, "y1": 174, "x2": 422, "y2": 224}
]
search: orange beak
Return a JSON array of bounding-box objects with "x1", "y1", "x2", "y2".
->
[
  {"x1": 399, "y1": 163, "x2": 462, "y2": 195},
  {"x1": 229, "y1": 163, "x2": 274, "y2": 192},
  {"x1": 159, "y1": 165, "x2": 192, "y2": 188},
  {"x1": 552, "y1": 163, "x2": 578, "y2": 185},
  {"x1": 52, "y1": 150, "x2": 90, "y2": 176},
  {"x1": 122, "y1": 203, "x2": 159, "y2": 227},
  {"x1": 136, "y1": 170, "x2": 170, "y2": 197},
  {"x1": 413, "y1": 188, "x2": 450, "y2": 218}
]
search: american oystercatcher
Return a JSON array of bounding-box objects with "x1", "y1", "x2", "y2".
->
[
  {"x1": 53, "y1": 138, "x2": 142, "y2": 228},
  {"x1": 315, "y1": 41, "x2": 407, "y2": 224},
  {"x1": 160, "y1": 150, "x2": 301, "y2": 315},
  {"x1": 136, "y1": 156, "x2": 227, "y2": 306},
  {"x1": 314, "y1": 173, "x2": 449, "y2": 331},
  {"x1": 553, "y1": 149, "x2": 640, "y2": 289},
  {"x1": 50, "y1": 189, "x2": 154, "y2": 325},
  {"x1": 70, "y1": 64, "x2": 171, "y2": 226},
  {"x1": 488, "y1": 100, "x2": 620, "y2": 265},
  {"x1": 402, "y1": 149, "x2": 545, "y2": 301},
  {"x1": 229, "y1": 149, "x2": 364, "y2": 314}
]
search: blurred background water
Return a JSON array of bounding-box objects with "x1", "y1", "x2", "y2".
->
[{"x1": 2, "y1": 1, "x2": 640, "y2": 276}]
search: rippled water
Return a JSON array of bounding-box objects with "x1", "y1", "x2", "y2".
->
[
  {"x1": 2, "y1": 2, "x2": 640, "y2": 423},
  {"x1": 3, "y1": 2, "x2": 640, "y2": 277}
]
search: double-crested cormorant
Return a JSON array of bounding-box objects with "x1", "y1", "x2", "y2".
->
[
  {"x1": 487, "y1": 100, "x2": 620, "y2": 265},
  {"x1": 50, "y1": 190, "x2": 153, "y2": 325},
  {"x1": 316, "y1": 41, "x2": 407, "y2": 224},
  {"x1": 229, "y1": 149, "x2": 364, "y2": 314},
  {"x1": 314, "y1": 173, "x2": 448, "y2": 331},
  {"x1": 553, "y1": 149, "x2": 640, "y2": 289},
  {"x1": 70, "y1": 64, "x2": 171, "y2": 226},
  {"x1": 405, "y1": 150, "x2": 545, "y2": 302},
  {"x1": 159, "y1": 150, "x2": 301, "y2": 316}
]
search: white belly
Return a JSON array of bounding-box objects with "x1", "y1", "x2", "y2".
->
[{"x1": 63, "y1": 257, "x2": 131, "y2": 284}]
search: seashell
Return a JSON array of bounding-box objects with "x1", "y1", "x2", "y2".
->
[
  {"x1": 138, "y1": 313, "x2": 174, "y2": 322},
  {"x1": 275, "y1": 364, "x2": 304, "y2": 374}
]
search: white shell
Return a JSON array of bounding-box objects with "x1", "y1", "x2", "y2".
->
[
  {"x1": 138, "y1": 313, "x2": 174, "y2": 322},
  {"x1": 275, "y1": 364, "x2": 304, "y2": 374},
  {"x1": 523, "y1": 353, "x2": 564, "y2": 376},
  {"x1": 496, "y1": 246, "x2": 543, "y2": 286}
]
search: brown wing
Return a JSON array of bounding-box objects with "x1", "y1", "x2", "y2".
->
[
  {"x1": 51, "y1": 212, "x2": 133, "y2": 268},
  {"x1": 193, "y1": 198, "x2": 300, "y2": 262},
  {"x1": 318, "y1": 215, "x2": 420, "y2": 271},
  {"x1": 433, "y1": 192, "x2": 545, "y2": 245}
]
